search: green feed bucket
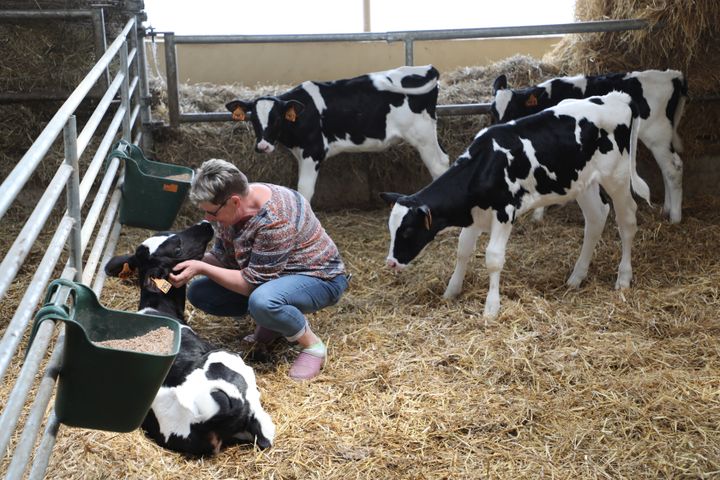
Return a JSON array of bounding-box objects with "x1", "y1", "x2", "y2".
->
[
  {"x1": 108, "y1": 139, "x2": 194, "y2": 230},
  {"x1": 29, "y1": 279, "x2": 181, "y2": 432}
]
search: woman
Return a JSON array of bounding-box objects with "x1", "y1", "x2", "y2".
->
[{"x1": 169, "y1": 159, "x2": 348, "y2": 380}]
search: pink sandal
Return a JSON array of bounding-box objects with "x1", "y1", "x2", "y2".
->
[{"x1": 289, "y1": 351, "x2": 326, "y2": 380}]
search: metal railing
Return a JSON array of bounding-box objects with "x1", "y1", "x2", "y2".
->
[
  {"x1": 160, "y1": 19, "x2": 649, "y2": 127},
  {"x1": 0, "y1": 14, "x2": 151, "y2": 479}
]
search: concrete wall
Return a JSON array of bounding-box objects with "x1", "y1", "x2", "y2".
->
[{"x1": 146, "y1": 36, "x2": 561, "y2": 85}]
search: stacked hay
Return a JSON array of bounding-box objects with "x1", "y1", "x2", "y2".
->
[{"x1": 546, "y1": 0, "x2": 720, "y2": 186}]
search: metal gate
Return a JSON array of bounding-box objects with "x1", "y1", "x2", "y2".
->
[{"x1": 0, "y1": 14, "x2": 150, "y2": 479}]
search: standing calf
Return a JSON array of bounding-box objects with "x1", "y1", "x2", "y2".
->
[
  {"x1": 491, "y1": 69, "x2": 687, "y2": 223},
  {"x1": 226, "y1": 65, "x2": 449, "y2": 202},
  {"x1": 105, "y1": 221, "x2": 275, "y2": 455},
  {"x1": 382, "y1": 92, "x2": 650, "y2": 318}
]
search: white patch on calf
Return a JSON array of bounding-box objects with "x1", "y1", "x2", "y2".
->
[
  {"x1": 301, "y1": 81, "x2": 327, "y2": 113},
  {"x1": 151, "y1": 351, "x2": 275, "y2": 445},
  {"x1": 493, "y1": 90, "x2": 513, "y2": 121},
  {"x1": 255, "y1": 99, "x2": 275, "y2": 133},
  {"x1": 142, "y1": 234, "x2": 173, "y2": 255},
  {"x1": 369, "y1": 65, "x2": 436, "y2": 95},
  {"x1": 386, "y1": 204, "x2": 410, "y2": 268}
]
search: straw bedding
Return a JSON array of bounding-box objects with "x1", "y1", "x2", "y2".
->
[
  {"x1": 3, "y1": 195, "x2": 719, "y2": 479},
  {"x1": 2, "y1": 1, "x2": 720, "y2": 477}
]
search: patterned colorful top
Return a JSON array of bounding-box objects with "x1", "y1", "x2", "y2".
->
[{"x1": 210, "y1": 184, "x2": 345, "y2": 285}]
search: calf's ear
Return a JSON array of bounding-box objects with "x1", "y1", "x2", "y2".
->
[
  {"x1": 492, "y1": 74, "x2": 508, "y2": 94},
  {"x1": 225, "y1": 100, "x2": 251, "y2": 121},
  {"x1": 105, "y1": 254, "x2": 137, "y2": 278},
  {"x1": 379, "y1": 192, "x2": 403, "y2": 206},
  {"x1": 284, "y1": 100, "x2": 305, "y2": 122},
  {"x1": 418, "y1": 205, "x2": 432, "y2": 230}
]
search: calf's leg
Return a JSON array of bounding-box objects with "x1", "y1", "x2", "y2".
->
[
  {"x1": 403, "y1": 119, "x2": 450, "y2": 179},
  {"x1": 603, "y1": 182, "x2": 639, "y2": 289},
  {"x1": 444, "y1": 225, "x2": 482, "y2": 299},
  {"x1": 295, "y1": 153, "x2": 320, "y2": 202},
  {"x1": 567, "y1": 184, "x2": 610, "y2": 288},
  {"x1": 483, "y1": 218, "x2": 513, "y2": 318},
  {"x1": 646, "y1": 141, "x2": 683, "y2": 223}
]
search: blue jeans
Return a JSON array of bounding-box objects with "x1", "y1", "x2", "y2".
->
[{"x1": 186, "y1": 274, "x2": 348, "y2": 341}]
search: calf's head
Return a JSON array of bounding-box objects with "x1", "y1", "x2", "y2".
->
[
  {"x1": 491, "y1": 74, "x2": 546, "y2": 124},
  {"x1": 380, "y1": 192, "x2": 437, "y2": 271},
  {"x1": 226, "y1": 97, "x2": 305, "y2": 154},
  {"x1": 104, "y1": 221, "x2": 276, "y2": 455},
  {"x1": 105, "y1": 221, "x2": 214, "y2": 319}
]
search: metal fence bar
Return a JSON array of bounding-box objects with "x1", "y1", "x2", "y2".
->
[
  {"x1": 91, "y1": 8, "x2": 110, "y2": 89},
  {"x1": 0, "y1": 12, "x2": 152, "y2": 478},
  {"x1": 28, "y1": 412, "x2": 61, "y2": 480},
  {"x1": 163, "y1": 19, "x2": 648, "y2": 125},
  {"x1": 64, "y1": 116, "x2": 83, "y2": 282},
  {"x1": 0, "y1": 17, "x2": 135, "y2": 221},
  {"x1": 92, "y1": 217, "x2": 123, "y2": 295},
  {"x1": 136, "y1": 17, "x2": 154, "y2": 152},
  {"x1": 0, "y1": 101, "x2": 128, "y2": 385},
  {"x1": 164, "y1": 32, "x2": 180, "y2": 128},
  {"x1": 4, "y1": 334, "x2": 65, "y2": 480},
  {"x1": 172, "y1": 19, "x2": 648, "y2": 45},
  {"x1": 0, "y1": 319, "x2": 58, "y2": 462}
]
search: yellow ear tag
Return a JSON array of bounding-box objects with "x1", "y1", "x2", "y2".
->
[{"x1": 151, "y1": 277, "x2": 172, "y2": 294}]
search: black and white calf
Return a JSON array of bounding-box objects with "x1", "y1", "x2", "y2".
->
[
  {"x1": 225, "y1": 65, "x2": 449, "y2": 202},
  {"x1": 491, "y1": 69, "x2": 687, "y2": 223},
  {"x1": 104, "y1": 221, "x2": 275, "y2": 456},
  {"x1": 381, "y1": 92, "x2": 650, "y2": 318}
]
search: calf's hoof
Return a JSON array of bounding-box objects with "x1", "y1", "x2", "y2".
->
[{"x1": 443, "y1": 285, "x2": 462, "y2": 300}]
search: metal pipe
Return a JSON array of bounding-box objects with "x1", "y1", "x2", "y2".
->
[
  {"x1": 0, "y1": 320, "x2": 57, "y2": 462},
  {"x1": 165, "y1": 33, "x2": 180, "y2": 128},
  {"x1": 120, "y1": 41, "x2": 132, "y2": 141},
  {"x1": 82, "y1": 180, "x2": 122, "y2": 286},
  {"x1": 172, "y1": 19, "x2": 648, "y2": 44},
  {"x1": 28, "y1": 412, "x2": 61, "y2": 480},
  {"x1": 437, "y1": 103, "x2": 492, "y2": 116},
  {"x1": 4, "y1": 331, "x2": 65, "y2": 479},
  {"x1": 0, "y1": 9, "x2": 96, "y2": 19},
  {"x1": 0, "y1": 215, "x2": 73, "y2": 385},
  {"x1": 92, "y1": 216, "x2": 123, "y2": 295},
  {"x1": 64, "y1": 116, "x2": 83, "y2": 282},
  {"x1": 0, "y1": 164, "x2": 72, "y2": 303},
  {"x1": 404, "y1": 38, "x2": 414, "y2": 66},
  {"x1": 91, "y1": 8, "x2": 110, "y2": 90},
  {"x1": 136, "y1": 18, "x2": 155, "y2": 152},
  {"x1": 0, "y1": 105, "x2": 125, "y2": 382},
  {"x1": 0, "y1": 17, "x2": 135, "y2": 222}
]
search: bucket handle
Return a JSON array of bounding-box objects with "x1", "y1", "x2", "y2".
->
[
  {"x1": 104, "y1": 139, "x2": 139, "y2": 171},
  {"x1": 27, "y1": 279, "x2": 86, "y2": 355}
]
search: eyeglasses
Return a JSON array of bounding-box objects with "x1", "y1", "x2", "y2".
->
[{"x1": 203, "y1": 197, "x2": 228, "y2": 217}]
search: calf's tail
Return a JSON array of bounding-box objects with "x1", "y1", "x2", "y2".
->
[
  {"x1": 628, "y1": 111, "x2": 652, "y2": 206},
  {"x1": 671, "y1": 74, "x2": 688, "y2": 153}
]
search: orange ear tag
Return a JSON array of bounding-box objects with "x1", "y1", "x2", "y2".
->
[
  {"x1": 232, "y1": 107, "x2": 246, "y2": 121},
  {"x1": 284, "y1": 107, "x2": 297, "y2": 122},
  {"x1": 119, "y1": 262, "x2": 135, "y2": 280},
  {"x1": 525, "y1": 94, "x2": 538, "y2": 107},
  {"x1": 151, "y1": 277, "x2": 172, "y2": 294}
]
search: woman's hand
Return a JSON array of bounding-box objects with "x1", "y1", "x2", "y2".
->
[{"x1": 169, "y1": 259, "x2": 206, "y2": 287}]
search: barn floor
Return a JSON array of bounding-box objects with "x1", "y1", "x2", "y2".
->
[{"x1": 6, "y1": 195, "x2": 720, "y2": 479}]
